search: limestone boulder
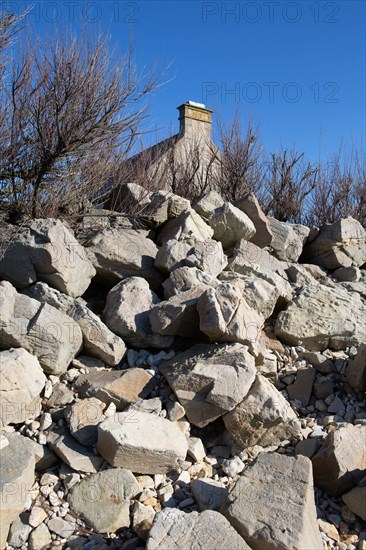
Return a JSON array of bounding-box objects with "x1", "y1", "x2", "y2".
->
[
  {"x1": 0, "y1": 219, "x2": 95, "y2": 297},
  {"x1": 149, "y1": 288, "x2": 202, "y2": 337},
  {"x1": 312, "y1": 424, "x2": 366, "y2": 496},
  {"x1": 193, "y1": 190, "x2": 225, "y2": 219},
  {"x1": 162, "y1": 266, "x2": 216, "y2": 299},
  {"x1": 268, "y1": 217, "x2": 310, "y2": 261},
  {"x1": 208, "y1": 202, "x2": 256, "y2": 249},
  {"x1": 160, "y1": 343, "x2": 256, "y2": 428},
  {"x1": 223, "y1": 374, "x2": 301, "y2": 450},
  {"x1": 185, "y1": 239, "x2": 228, "y2": 276},
  {"x1": 64, "y1": 398, "x2": 106, "y2": 446},
  {"x1": 154, "y1": 238, "x2": 196, "y2": 272},
  {"x1": 103, "y1": 277, "x2": 173, "y2": 348},
  {"x1": 0, "y1": 281, "x2": 83, "y2": 374},
  {"x1": 146, "y1": 508, "x2": 251, "y2": 550},
  {"x1": 301, "y1": 216, "x2": 366, "y2": 269},
  {"x1": 0, "y1": 348, "x2": 46, "y2": 428},
  {"x1": 227, "y1": 238, "x2": 288, "y2": 278},
  {"x1": 24, "y1": 282, "x2": 126, "y2": 366},
  {"x1": 221, "y1": 453, "x2": 323, "y2": 550},
  {"x1": 73, "y1": 368, "x2": 154, "y2": 410},
  {"x1": 342, "y1": 477, "x2": 366, "y2": 521},
  {"x1": 68, "y1": 468, "x2": 141, "y2": 533},
  {"x1": 81, "y1": 227, "x2": 163, "y2": 289},
  {"x1": 275, "y1": 283, "x2": 366, "y2": 351},
  {"x1": 344, "y1": 343, "x2": 366, "y2": 392},
  {"x1": 157, "y1": 209, "x2": 213, "y2": 245},
  {"x1": 47, "y1": 429, "x2": 103, "y2": 474},
  {"x1": 197, "y1": 280, "x2": 264, "y2": 353},
  {"x1": 97, "y1": 411, "x2": 188, "y2": 474},
  {"x1": 235, "y1": 192, "x2": 274, "y2": 248},
  {"x1": 0, "y1": 433, "x2": 36, "y2": 548}
]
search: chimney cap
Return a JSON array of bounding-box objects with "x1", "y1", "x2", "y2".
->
[{"x1": 187, "y1": 100, "x2": 206, "y2": 108}]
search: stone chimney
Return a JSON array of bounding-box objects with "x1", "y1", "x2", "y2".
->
[{"x1": 177, "y1": 101, "x2": 213, "y2": 141}]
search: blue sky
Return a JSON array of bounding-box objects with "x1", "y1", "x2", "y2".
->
[{"x1": 4, "y1": 0, "x2": 365, "y2": 163}]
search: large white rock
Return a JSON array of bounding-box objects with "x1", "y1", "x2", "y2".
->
[
  {"x1": 193, "y1": 190, "x2": 225, "y2": 219},
  {"x1": 0, "y1": 281, "x2": 83, "y2": 374},
  {"x1": 81, "y1": 227, "x2": 163, "y2": 289},
  {"x1": 157, "y1": 209, "x2": 213, "y2": 245},
  {"x1": 97, "y1": 411, "x2": 188, "y2": 474},
  {"x1": 146, "y1": 508, "x2": 251, "y2": 550},
  {"x1": 268, "y1": 217, "x2": 310, "y2": 262},
  {"x1": 162, "y1": 266, "x2": 217, "y2": 299},
  {"x1": 222, "y1": 453, "x2": 323, "y2": 550},
  {"x1": 208, "y1": 202, "x2": 256, "y2": 249},
  {"x1": 24, "y1": 282, "x2": 126, "y2": 366},
  {"x1": 223, "y1": 374, "x2": 301, "y2": 449},
  {"x1": 227, "y1": 238, "x2": 288, "y2": 278},
  {"x1": 235, "y1": 192, "x2": 274, "y2": 248},
  {"x1": 103, "y1": 277, "x2": 173, "y2": 348},
  {"x1": 154, "y1": 238, "x2": 196, "y2": 272},
  {"x1": 0, "y1": 219, "x2": 95, "y2": 297},
  {"x1": 149, "y1": 288, "x2": 203, "y2": 337},
  {"x1": 160, "y1": 343, "x2": 256, "y2": 428},
  {"x1": 275, "y1": 283, "x2": 366, "y2": 351},
  {"x1": 0, "y1": 348, "x2": 46, "y2": 428},
  {"x1": 302, "y1": 216, "x2": 366, "y2": 269}
]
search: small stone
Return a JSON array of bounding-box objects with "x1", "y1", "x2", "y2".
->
[
  {"x1": 328, "y1": 395, "x2": 346, "y2": 416},
  {"x1": 7, "y1": 512, "x2": 32, "y2": 548},
  {"x1": 28, "y1": 523, "x2": 52, "y2": 550},
  {"x1": 29, "y1": 506, "x2": 48, "y2": 528},
  {"x1": 39, "y1": 413, "x2": 53, "y2": 431},
  {"x1": 166, "y1": 401, "x2": 186, "y2": 422},
  {"x1": 310, "y1": 425, "x2": 326, "y2": 438},
  {"x1": 43, "y1": 381, "x2": 53, "y2": 399},
  {"x1": 221, "y1": 456, "x2": 245, "y2": 477},
  {"x1": 47, "y1": 517, "x2": 75, "y2": 538},
  {"x1": 187, "y1": 437, "x2": 206, "y2": 463}
]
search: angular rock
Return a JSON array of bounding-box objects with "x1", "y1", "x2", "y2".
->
[
  {"x1": 73, "y1": 368, "x2": 154, "y2": 410},
  {"x1": 154, "y1": 238, "x2": 196, "y2": 272},
  {"x1": 275, "y1": 283, "x2": 366, "y2": 351},
  {"x1": 286, "y1": 263, "x2": 326, "y2": 287},
  {"x1": 342, "y1": 477, "x2": 366, "y2": 521},
  {"x1": 68, "y1": 468, "x2": 140, "y2": 533},
  {"x1": 24, "y1": 282, "x2": 126, "y2": 366},
  {"x1": 146, "y1": 508, "x2": 251, "y2": 550},
  {"x1": 193, "y1": 191, "x2": 225, "y2": 219},
  {"x1": 47, "y1": 517, "x2": 75, "y2": 538},
  {"x1": 221, "y1": 452, "x2": 323, "y2": 550},
  {"x1": 0, "y1": 348, "x2": 46, "y2": 428},
  {"x1": 81, "y1": 227, "x2": 163, "y2": 289},
  {"x1": 0, "y1": 281, "x2": 83, "y2": 374},
  {"x1": 301, "y1": 216, "x2": 366, "y2": 269},
  {"x1": 0, "y1": 433, "x2": 35, "y2": 548},
  {"x1": 223, "y1": 374, "x2": 301, "y2": 449},
  {"x1": 185, "y1": 239, "x2": 228, "y2": 276},
  {"x1": 344, "y1": 343, "x2": 366, "y2": 393},
  {"x1": 0, "y1": 218, "x2": 95, "y2": 297},
  {"x1": 235, "y1": 192, "x2": 274, "y2": 248},
  {"x1": 268, "y1": 217, "x2": 310, "y2": 261},
  {"x1": 28, "y1": 523, "x2": 52, "y2": 550},
  {"x1": 149, "y1": 288, "x2": 202, "y2": 337},
  {"x1": 287, "y1": 365, "x2": 317, "y2": 406},
  {"x1": 333, "y1": 266, "x2": 361, "y2": 282},
  {"x1": 132, "y1": 501, "x2": 156, "y2": 540},
  {"x1": 157, "y1": 209, "x2": 213, "y2": 245},
  {"x1": 97, "y1": 411, "x2": 188, "y2": 474},
  {"x1": 160, "y1": 343, "x2": 256, "y2": 428},
  {"x1": 191, "y1": 478, "x2": 228, "y2": 511},
  {"x1": 208, "y1": 202, "x2": 256, "y2": 249},
  {"x1": 197, "y1": 280, "x2": 264, "y2": 352},
  {"x1": 47, "y1": 429, "x2": 104, "y2": 473},
  {"x1": 65, "y1": 398, "x2": 106, "y2": 445},
  {"x1": 227, "y1": 238, "x2": 288, "y2": 279},
  {"x1": 103, "y1": 277, "x2": 173, "y2": 348},
  {"x1": 7, "y1": 512, "x2": 32, "y2": 548},
  {"x1": 312, "y1": 424, "x2": 366, "y2": 496},
  {"x1": 162, "y1": 266, "x2": 216, "y2": 299}
]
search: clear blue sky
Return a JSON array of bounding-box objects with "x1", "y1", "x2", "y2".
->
[{"x1": 4, "y1": 0, "x2": 366, "y2": 163}]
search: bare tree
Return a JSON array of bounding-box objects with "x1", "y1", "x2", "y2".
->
[
  {"x1": 0, "y1": 20, "x2": 161, "y2": 218},
  {"x1": 211, "y1": 112, "x2": 263, "y2": 201},
  {"x1": 260, "y1": 148, "x2": 318, "y2": 223}
]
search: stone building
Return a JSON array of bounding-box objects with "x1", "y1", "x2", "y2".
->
[{"x1": 105, "y1": 101, "x2": 220, "y2": 211}]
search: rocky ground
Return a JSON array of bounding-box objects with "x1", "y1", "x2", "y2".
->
[{"x1": 0, "y1": 185, "x2": 365, "y2": 550}]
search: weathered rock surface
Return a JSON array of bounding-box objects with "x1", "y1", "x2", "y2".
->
[
  {"x1": 103, "y1": 277, "x2": 173, "y2": 348},
  {"x1": 81, "y1": 227, "x2": 163, "y2": 289},
  {"x1": 146, "y1": 508, "x2": 251, "y2": 550},
  {"x1": 0, "y1": 433, "x2": 36, "y2": 548},
  {"x1": 191, "y1": 478, "x2": 228, "y2": 511},
  {"x1": 24, "y1": 282, "x2": 126, "y2": 366},
  {"x1": 286, "y1": 365, "x2": 317, "y2": 406},
  {"x1": 149, "y1": 288, "x2": 202, "y2": 337},
  {"x1": 197, "y1": 281, "x2": 264, "y2": 351},
  {"x1": 162, "y1": 266, "x2": 216, "y2": 298},
  {"x1": 0, "y1": 219, "x2": 95, "y2": 297},
  {"x1": 97, "y1": 411, "x2": 188, "y2": 474},
  {"x1": 227, "y1": 238, "x2": 287, "y2": 278},
  {"x1": 223, "y1": 374, "x2": 301, "y2": 449},
  {"x1": 312, "y1": 424, "x2": 366, "y2": 496},
  {"x1": 301, "y1": 216, "x2": 366, "y2": 269},
  {"x1": 193, "y1": 190, "x2": 225, "y2": 219},
  {"x1": 47, "y1": 429, "x2": 104, "y2": 473},
  {"x1": 157, "y1": 209, "x2": 213, "y2": 245},
  {"x1": 208, "y1": 202, "x2": 256, "y2": 249},
  {"x1": 160, "y1": 343, "x2": 256, "y2": 428},
  {"x1": 68, "y1": 468, "x2": 141, "y2": 532},
  {"x1": 344, "y1": 342, "x2": 366, "y2": 393},
  {"x1": 268, "y1": 217, "x2": 310, "y2": 262},
  {"x1": 73, "y1": 368, "x2": 154, "y2": 410},
  {"x1": 0, "y1": 281, "x2": 83, "y2": 374},
  {"x1": 342, "y1": 476, "x2": 366, "y2": 521},
  {"x1": 185, "y1": 239, "x2": 228, "y2": 276},
  {"x1": 0, "y1": 348, "x2": 46, "y2": 427},
  {"x1": 154, "y1": 238, "x2": 196, "y2": 272},
  {"x1": 221, "y1": 452, "x2": 323, "y2": 550},
  {"x1": 64, "y1": 398, "x2": 106, "y2": 445},
  {"x1": 275, "y1": 283, "x2": 366, "y2": 351},
  {"x1": 235, "y1": 192, "x2": 274, "y2": 248}
]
